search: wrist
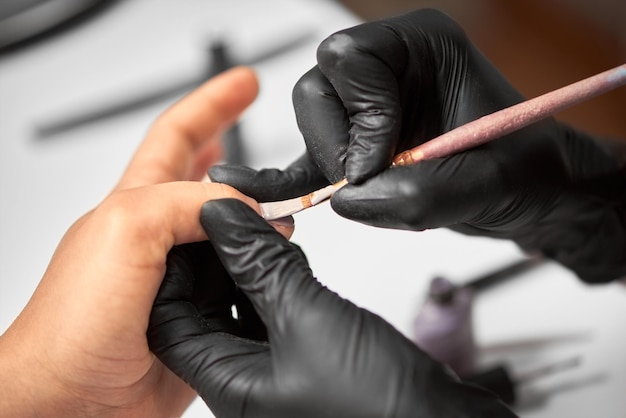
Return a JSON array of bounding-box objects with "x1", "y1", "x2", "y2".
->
[
  {"x1": 557, "y1": 126, "x2": 626, "y2": 282},
  {"x1": 0, "y1": 331, "x2": 82, "y2": 417},
  {"x1": 502, "y1": 125, "x2": 626, "y2": 283}
]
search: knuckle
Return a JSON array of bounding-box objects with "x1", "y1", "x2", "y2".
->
[
  {"x1": 206, "y1": 182, "x2": 241, "y2": 200},
  {"x1": 316, "y1": 32, "x2": 358, "y2": 71},
  {"x1": 292, "y1": 69, "x2": 330, "y2": 104},
  {"x1": 92, "y1": 191, "x2": 154, "y2": 244},
  {"x1": 98, "y1": 191, "x2": 148, "y2": 226},
  {"x1": 393, "y1": 178, "x2": 434, "y2": 230}
]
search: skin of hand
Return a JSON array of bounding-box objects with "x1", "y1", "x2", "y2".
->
[
  {"x1": 0, "y1": 67, "x2": 294, "y2": 417},
  {"x1": 147, "y1": 198, "x2": 518, "y2": 418},
  {"x1": 208, "y1": 9, "x2": 626, "y2": 283}
]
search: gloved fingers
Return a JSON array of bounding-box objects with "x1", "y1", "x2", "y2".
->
[
  {"x1": 148, "y1": 250, "x2": 238, "y2": 360},
  {"x1": 208, "y1": 152, "x2": 330, "y2": 202},
  {"x1": 174, "y1": 242, "x2": 238, "y2": 319},
  {"x1": 235, "y1": 289, "x2": 268, "y2": 341},
  {"x1": 148, "y1": 243, "x2": 274, "y2": 413},
  {"x1": 292, "y1": 67, "x2": 350, "y2": 183},
  {"x1": 230, "y1": 240, "x2": 313, "y2": 343},
  {"x1": 151, "y1": 330, "x2": 275, "y2": 417},
  {"x1": 200, "y1": 199, "x2": 339, "y2": 342},
  {"x1": 194, "y1": 334, "x2": 275, "y2": 417},
  {"x1": 149, "y1": 244, "x2": 197, "y2": 303},
  {"x1": 313, "y1": 23, "x2": 410, "y2": 183},
  {"x1": 330, "y1": 152, "x2": 513, "y2": 231}
]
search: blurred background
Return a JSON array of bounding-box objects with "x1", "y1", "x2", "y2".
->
[{"x1": 1, "y1": 1, "x2": 625, "y2": 417}]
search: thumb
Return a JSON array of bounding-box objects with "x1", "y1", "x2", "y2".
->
[{"x1": 199, "y1": 199, "x2": 327, "y2": 341}]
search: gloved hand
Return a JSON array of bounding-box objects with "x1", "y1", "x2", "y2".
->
[
  {"x1": 149, "y1": 241, "x2": 268, "y2": 343},
  {"x1": 148, "y1": 198, "x2": 517, "y2": 418},
  {"x1": 209, "y1": 9, "x2": 626, "y2": 283}
]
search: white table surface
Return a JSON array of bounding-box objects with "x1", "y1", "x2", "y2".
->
[{"x1": 1, "y1": 1, "x2": 625, "y2": 417}]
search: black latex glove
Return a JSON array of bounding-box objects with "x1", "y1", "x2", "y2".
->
[
  {"x1": 147, "y1": 199, "x2": 516, "y2": 418},
  {"x1": 148, "y1": 241, "x2": 267, "y2": 348},
  {"x1": 209, "y1": 9, "x2": 626, "y2": 283}
]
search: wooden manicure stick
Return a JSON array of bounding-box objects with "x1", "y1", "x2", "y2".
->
[{"x1": 393, "y1": 63, "x2": 626, "y2": 166}]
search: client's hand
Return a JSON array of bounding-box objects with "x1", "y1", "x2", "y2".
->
[{"x1": 0, "y1": 67, "x2": 291, "y2": 417}]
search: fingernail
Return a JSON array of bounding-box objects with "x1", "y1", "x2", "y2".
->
[{"x1": 268, "y1": 216, "x2": 295, "y2": 228}]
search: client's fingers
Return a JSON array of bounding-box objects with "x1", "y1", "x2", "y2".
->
[{"x1": 116, "y1": 67, "x2": 259, "y2": 190}]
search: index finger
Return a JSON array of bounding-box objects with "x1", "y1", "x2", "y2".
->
[
  {"x1": 115, "y1": 66, "x2": 259, "y2": 190},
  {"x1": 314, "y1": 22, "x2": 407, "y2": 183}
]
